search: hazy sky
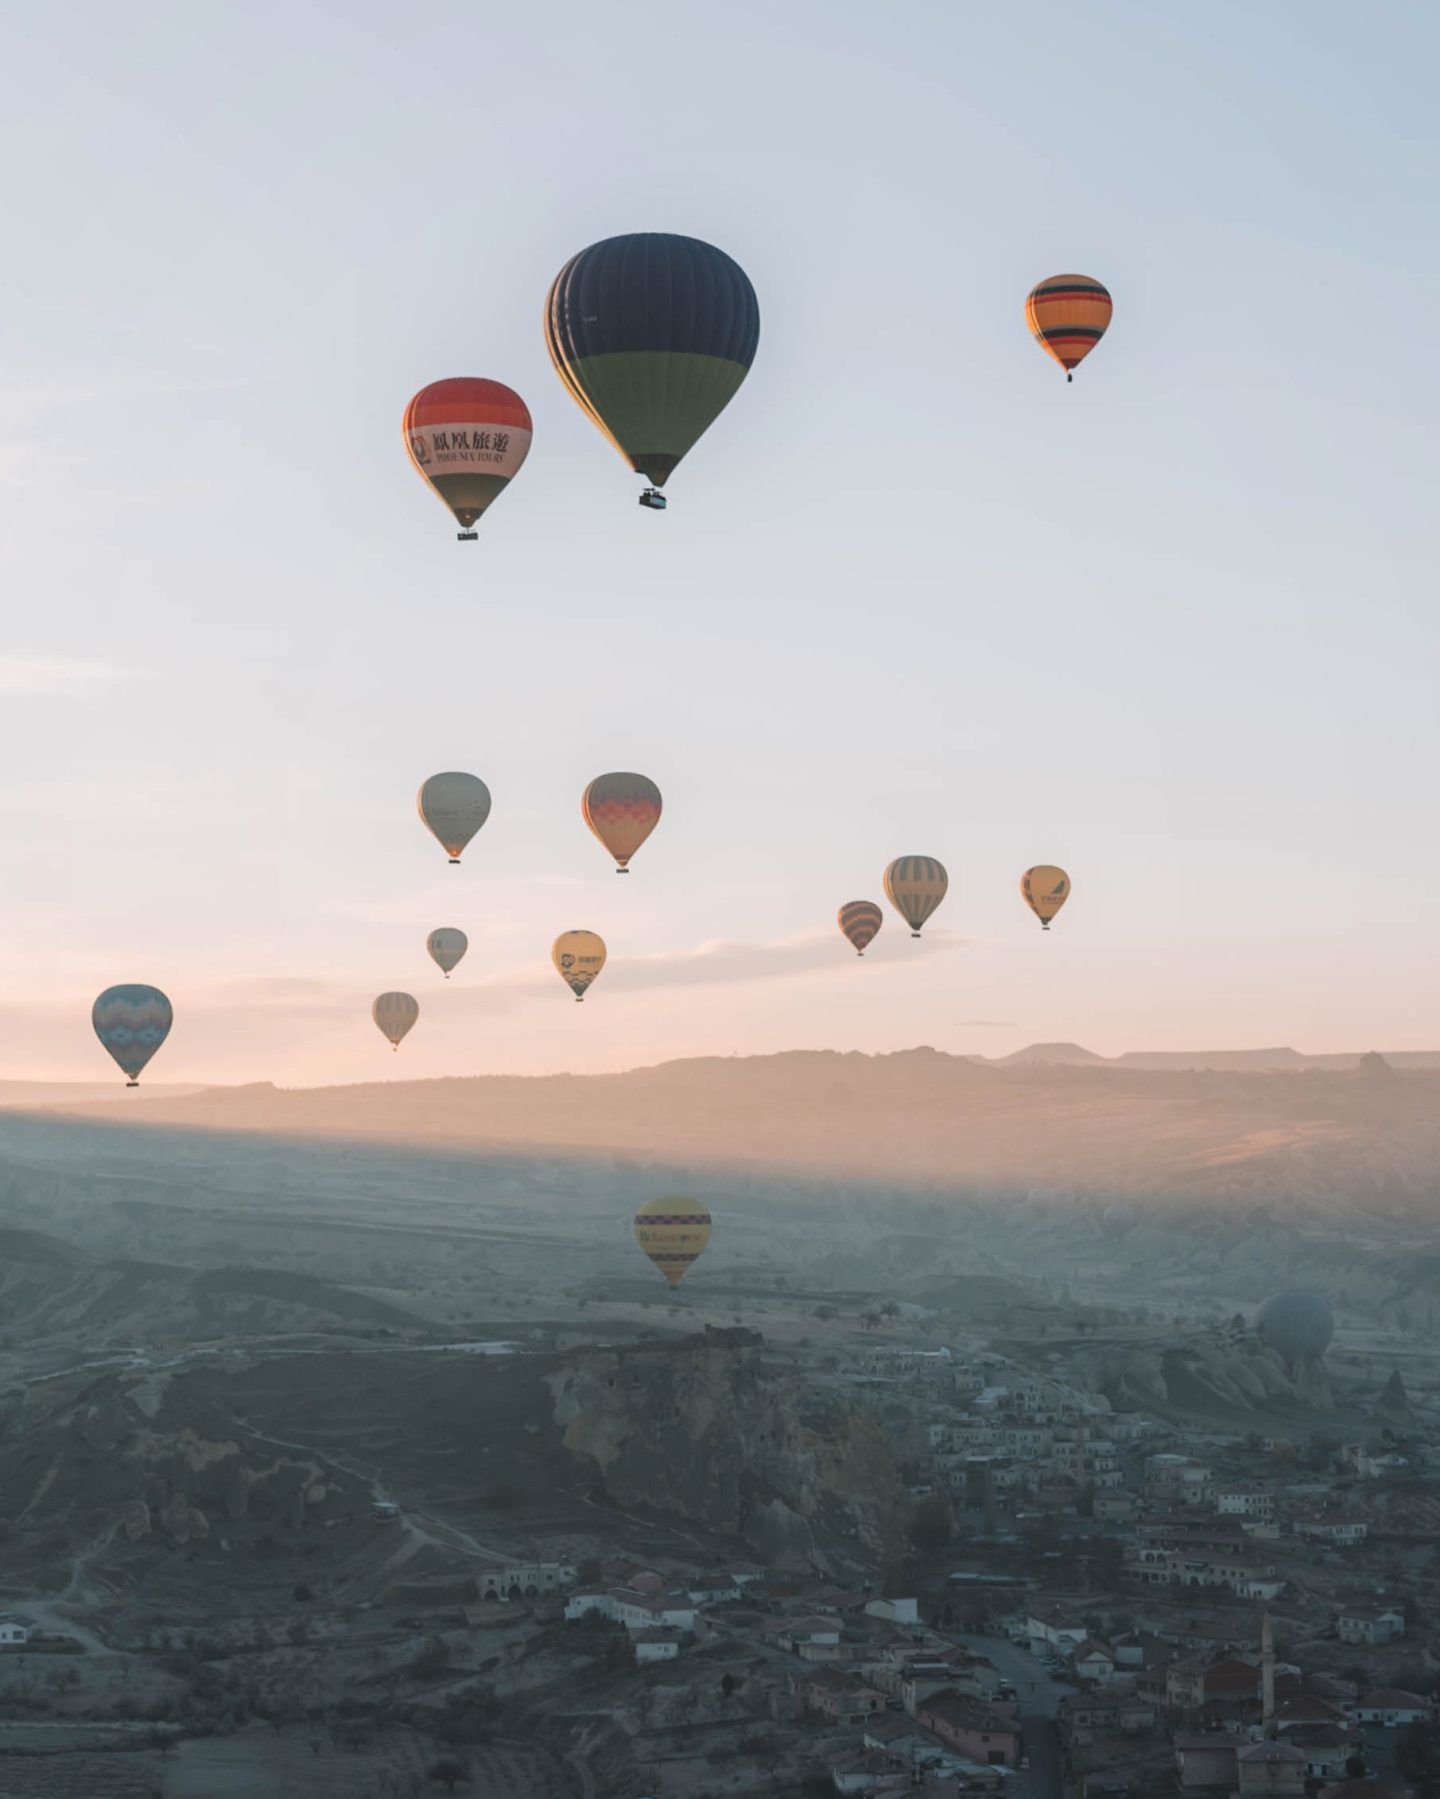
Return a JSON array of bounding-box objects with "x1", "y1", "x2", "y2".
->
[{"x1": 1, "y1": 1, "x2": 1436, "y2": 1084}]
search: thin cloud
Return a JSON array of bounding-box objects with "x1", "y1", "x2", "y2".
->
[{"x1": 0, "y1": 657, "x2": 136, "y2": 697}]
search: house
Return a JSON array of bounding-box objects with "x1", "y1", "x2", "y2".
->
[
  {"x1": 766, "y1": 1614, "x2": 843, "y2": 1658},
  {"x1": 1357, "y1": 1689, "x2": 1432, "y2": 1727},
  {"x1": 1272, "y1": 1693, "x2": 1350, "y2": 1735},
  {"x1": 1216, "y1": 1485, "x2": 1276, "y2": 1519},
  {"x1": 1113, "y1": 1629, "x2": 1171, "y2": 1670},
  {"x1": 1026, "y1": 1604, "x2": 1088, "y2": 1654},
  {"x1": 1285, "y1": 1725, "x2": 1358, "y2": 1783},
  {"x1": 1235, "y1": 1738, "x2": 1307, "y2": 1794},
  {"x1": 1174, "y1": 1732, "x2": 1239, "y2": 1790},
  {"x1": 477, "y1": 1560, "x2": 578, "y2": 1602},
  {"x1": 1167, "y1": 1653, "x2": 1262, "y2": 1713},
  {"x1": 1297, "y1": 1517, "x2": 1368, "y2": 1548},
  {"x1": 1339, "y1": 1606, "x2": 1404, "y2": 1645},
  {"x1": 865, "y1": 1596, "x2": 919, "y2": 1626},
  {"x1": 631, "y1": 1627, "x2": 680, "y2": 1664},
  {"x1": 915, "y1": 1691, "x2": 1022, "y2": 1766},
  {"x1": 798, "y1": 1666, "x2": 887, "y2": 1724},
  {"x1": 564, "y1": 1585, "x2": 696, "y2": 1632},
  {"x1": 1056, "y1": 1693, "x2": 1118, "y2": 1747},
  {"x1": 0, "y1": 1614, "x2": 32, "y2": 1648},
  {"x1": 687, "y1": 1574, "x2": 744, "y2": 1604},
  {"x1": 1072, "y1": 1638, "x2": 1119, "y2": 1685}
]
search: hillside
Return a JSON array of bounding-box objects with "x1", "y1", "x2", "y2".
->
[{"x1": 41, "y1": 1047, "x2": 1440, "y2": 1217}]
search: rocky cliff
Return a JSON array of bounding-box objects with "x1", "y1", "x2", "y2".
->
[{"x1": 547, "y1": 1326, "x2": 907, "y2": 1570}]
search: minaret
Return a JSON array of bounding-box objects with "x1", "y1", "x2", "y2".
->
[{"x1": 1261, "y1": 1611, "x2": 1275, "y2": 1735}]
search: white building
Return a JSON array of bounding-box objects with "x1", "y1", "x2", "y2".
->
[
  {"x1": 1338, "y1": 1605, "x2": 1404, "y2": 1646},
  {"x1": 565, "y1": 1586, "x2": 696, "y2": 1632},
  {"x1": 0, "y1": 1615, "x2": 31, "y2": 1648},
  {"x1": 632, "y1": 1627, "x2": 681, "y2": 1664}
]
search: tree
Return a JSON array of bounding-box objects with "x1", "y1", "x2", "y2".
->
[
  {"x1": 910, "y1": 1494, "x2": 953, "y2": 1555},
  {"x1": 427, "y1": 1757, "x2": 471, "y2": 1791},
  {"x1": 880, "y1": 1301, "x2": 900, "y2": 1320}
]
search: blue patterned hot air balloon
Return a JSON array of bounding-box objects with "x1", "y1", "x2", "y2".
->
[{"x1": 92, "y1": 984, "x2": 173, "y2": 1086}]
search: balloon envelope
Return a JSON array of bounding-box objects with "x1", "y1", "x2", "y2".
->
[
  {"x1": 92, "y1": 984, "x2": 172, "y2": 1084},
  {"x1": 634, "y1": 1195, "x2": 712, "y2": 1287},
  {"x1": 418, "y1": 772, "x2": 491, "y2": 862},
  {"x1": 582, "y1": 772, "x2": 662, "y2": 871},
  {"x1": 1026, "y1": 274, "x2": 1112, "y2": 379},
  {"x1": 838, "y1": 900, "x2": 883, "y2": 956},
  {"x1": 403, "y1": 379, "x2": 532, "y2": 533},
  {"x1": 1021, "y1": 865, "x2": 1071, "y2": 929},
  {"x1": 552, "y1": 930, "x2": 606, "y2": 1001},
  {"x1": 544, "y1": 233, "x2": 759, "y2": 491},
  {"x1": 372, "y1": 991, "x2": 419, "y2": 1048},
  {"x1": 883, "y1": 856, "x2": 949, "y2": 937},
  {"x1": 426, "y1": 927, "x2": 468, "y2": 977},
  {"x1": 1257, "y1": 1292, "x2": 1334, "y2": 1364}
]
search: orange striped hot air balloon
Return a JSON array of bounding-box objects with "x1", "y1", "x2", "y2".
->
[
  {"x1": 1021, "y1": 865, "x2": 1071, "y2": 931},
  {"x1": 403, "y1": 378, "x2": 532, "y2": 539},
  {"x1": 1025, "y1": 275, "x2": 1112, "y2": 381},
  {"x1": 838, "y1": 901, "x2": 883, "y2": 956},
  {"x1": 582, "y1": 772, "x2": 662, "y2": 873},
  {"x1": 634, "y1": 1195, "x2": 712, "y2": 1287}
]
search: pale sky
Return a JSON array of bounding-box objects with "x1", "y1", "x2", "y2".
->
[{"x1": 1, "y1": 1, "x2": 1436, "y2": 1085}]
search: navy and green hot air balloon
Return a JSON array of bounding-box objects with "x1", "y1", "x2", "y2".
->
[
  {"x1": 543, "y1": 232, "x2": 760, "y2": 510},
  {"x1": 92, "y1": 984, "x2": 173, "y2": 1086}
]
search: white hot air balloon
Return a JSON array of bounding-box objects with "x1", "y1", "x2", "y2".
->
[
  {"x1": 426, "y1": 927, "x2": 468, "y2": 978},
  {"x1": 417, "y1": 772, "x2": 491, "y2": 864}
]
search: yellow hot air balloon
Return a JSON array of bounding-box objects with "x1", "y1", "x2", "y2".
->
[
  {"x1": 552, "y1": 930, "x2": 606, "y2": 1002},
  {"x1": 372, "y1": 991, "x2": 418, "y2": 1050},
  {"x1": 418, "y1": 772, "x2": 491, "y2": 864},
  {"x1": 1025, "y1": 275, "x2": 1113, "y2": 381},
  {"x1": 634, "y1": 1195, "x2": 712, "y2": 1287},
  {"x1": 1021, "y1": 865, "x2": 1071, "y2": 931},
  {"x1": 883, "y1": 856, "x2": 948, "y2": 938},
  {"x1": 426, "y1": 927, "x2": 468, "y2": 977},
  {"x1": 582, "y1": 771, "x2": 662, "y2": 873}
]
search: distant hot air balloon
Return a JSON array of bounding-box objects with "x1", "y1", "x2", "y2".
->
[
  {"x1": 544, "y1": 233, "x2": 759, "y2": 510},
  {"x1": 838, "y1": 900, "x2": 883, "y2": 956},
  {"x1": 883, "y1": 857, "x2": 949, "y2": 938},
  {"x1": 1025, "y1": 275, "x2": 1112, "y2": 381},
  {"x1": 92, "y1": 984, "x2": 173, "y2": 1087},
  {"x1": 1257, "y1": 1292, "x2": 1334, "y2": 1366},
  {"x1": 418, "y1": 772, "x2": 491, "y2": 864},
  {"x1": 582, "y1": 772, "x2": 662, "y2": 873},
  {"x1": 403, "y1": 378, "x2": 532, "y2": 540},
  {"x1": 372, "y1": 991, "x2": 418, "y2": 1050},
  {"x1": 552, "y1": 930, "x2": 607, "y2": 1002},
  {"x1": 426, "y1": 927, "x2": 468, "y2": 978},
  {"x1": 1021, "y1": 865, "x2": 1071, "y2": 931},
  {"x1": 634, "y1": 1195, "x2": 712, "y2": 1287}
]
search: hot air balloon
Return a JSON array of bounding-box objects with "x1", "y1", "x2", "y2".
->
[
  {"x1": 544, "y1": 233, "x2": 759, "y2": 510},
  {"x1": 582, "y1": 772, "x2": 662, "y2": 873},
  {"x1": 1021, "y1": 865, "x2": 1071, "y2": 931},
  {"x1": 1025, "y1": 275, "x2": 1112, "y2": 381},
  {"x1": 418, "y1": 772, "x2": 491, "y2": 864},
  {"x1": 634, "y1": 1195, "x2": 712, "y2": 1287},
  {"x1": 1257, "y1": 1292, "x2": 1334, "y2": 1366},
  {"x1": 372, "y1": 991, "x2": 418, "y2": 1050},
  {"x1": 552, "y1": 930, "x2": 606, "y2": 1002},
  {"x1": 426, "y1": 927, "x2": 467, "y2": 978},
  {"x1": 403, "y1": 379, "x2": 532, "y2": 540},
  {"x1": 92, "y1": 984, "x2": 173, "y2": 1087},
  {"x1": 838, "y1": 900, "x2": 883, "y2": 956},
  {"x1": 883, "y1": 857, "x2": 948, "y2": 938}
]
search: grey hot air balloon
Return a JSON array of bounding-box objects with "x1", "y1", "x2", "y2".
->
[
  {"x1": 417, "y1": 772, "x2": 491, "y2": 864},
  {"x1": 1257, "y1": 1292, "x2": 1334, "y2": 1365},
  {"x1": 426, "y1": 927, "x2": 468, "y2": 978},
  {"x1": 372, "y1": 991, "x2": 419, "y2": 1050}
]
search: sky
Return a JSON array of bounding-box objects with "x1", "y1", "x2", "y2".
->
[{"x1": 0, "y1": 0, "x2": 1437, "y2": 1085}]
